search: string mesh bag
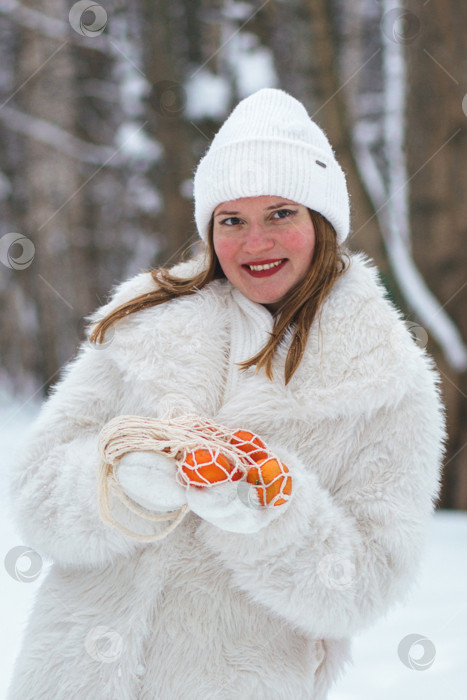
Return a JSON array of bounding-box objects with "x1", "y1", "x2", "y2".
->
[{"x1": 97, "y1": 412, "x2": 292, "y2": 542}]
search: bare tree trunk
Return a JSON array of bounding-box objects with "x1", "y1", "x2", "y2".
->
[
  {"x1": 15, "y1": 0, "x2": 94, "y2": 390},
  {"x1": 262, "y1": 0, "x2": 386, "y2": 266},
  {"x1": 405, "y1": 0, "x2": 467, "y2": 508},
  {"x1": 0, "y1": 13, "x2": 37, "y2": 398},
  {"x1": 139, "y1": 0, "x2": 199, "y2": 266}
]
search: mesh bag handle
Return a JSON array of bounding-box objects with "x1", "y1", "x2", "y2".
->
[{"x1": 97, "y1": 413, "x2": 290, "y2": 541}]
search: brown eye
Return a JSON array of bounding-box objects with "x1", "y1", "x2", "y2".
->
[
  {"x1": 272, "y1": 209, "x2": 296, "y2": 219},
  {"x1": 221, "y1": 217, "x2": 242, "y2": 226}
]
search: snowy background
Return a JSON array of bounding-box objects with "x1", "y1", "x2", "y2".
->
[{"x1": 1, "y1": 399, "x2": 466, "y2": 699}]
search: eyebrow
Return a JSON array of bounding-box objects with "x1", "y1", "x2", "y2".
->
[{"x1": 214, "y1": 202, "x2": 295, "y2": 217}]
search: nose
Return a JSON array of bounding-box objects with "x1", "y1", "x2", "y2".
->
[{"x1": 242, "y1": 222, "x2": 275, "y2": 254}]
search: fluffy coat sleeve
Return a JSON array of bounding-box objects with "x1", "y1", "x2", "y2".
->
[
  {"x1": 194, "y1": 355, "x2": 448, "y2": 639},
  {"x1": 7, "y1": 274, "x2": 174, "y2": 569}
]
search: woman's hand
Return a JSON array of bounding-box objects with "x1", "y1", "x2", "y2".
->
[
  {"x1": 185, "y1": 459, "x2": 292, "y2": 534},
  {"x1": 115, "y1": 430, "x2": 293, "y2": 532},
  {"x1": 116, "y1": 450, "x2": 187, "y2": 513}
]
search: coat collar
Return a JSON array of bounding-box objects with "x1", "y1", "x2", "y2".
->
[
  {"x1": 219, "y1": 251, "x2": 434, "y2": 422},
  {"x1": 222, "y1": 287, "x2": 274, "y2": 403},
  {"x1": 93, "y1": 251, "x2": 436, "y2": 425}
]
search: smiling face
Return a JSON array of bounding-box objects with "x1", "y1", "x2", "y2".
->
[{"x1": 212, "y1": 196, "x2": 316, "y2": 312}]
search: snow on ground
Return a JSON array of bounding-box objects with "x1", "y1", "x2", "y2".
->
[{"x1": 1, "y1": 399, "x2": 466, "y2": 699}]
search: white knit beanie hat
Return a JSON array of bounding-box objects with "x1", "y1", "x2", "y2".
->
[{"x1": 193, "y1": 88, "x2": 350, "y2": 245}]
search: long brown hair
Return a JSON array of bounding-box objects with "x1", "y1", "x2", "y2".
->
[{"x1": 89, "y1": 210, "x2": 351, "y2": 385}]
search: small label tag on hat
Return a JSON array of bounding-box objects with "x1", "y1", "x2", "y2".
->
[{"x1": 315, "y1": 160, "x2": 327, "y2": 168}]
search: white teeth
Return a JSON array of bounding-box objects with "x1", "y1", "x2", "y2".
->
[{"x1": 247, "y1": 260, "x2": 284, "y2": 271}]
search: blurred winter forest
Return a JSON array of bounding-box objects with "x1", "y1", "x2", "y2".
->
[{"x1": 0, "y1": 0, "x2": 466, "y2": 508}]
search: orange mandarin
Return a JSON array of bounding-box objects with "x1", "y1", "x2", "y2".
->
[
  {"x1": 246, "y1": 458, "x2": 292, "y2": 507},
  {"x1": 181, "y1": 448, "x2": 243, "y2": 488}
]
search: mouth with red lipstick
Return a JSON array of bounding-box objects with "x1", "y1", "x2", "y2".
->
[{"x1": 241, "y1": 258, "x2": 288, "y2": 278}]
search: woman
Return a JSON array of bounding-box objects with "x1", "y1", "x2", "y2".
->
[{"x1": 7, "y1": 88, "x2": 447, "y2": 699}]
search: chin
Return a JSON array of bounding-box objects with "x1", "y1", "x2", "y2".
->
[{"x1": 256, "y1": 297, "x2": 283, "y2": 311}]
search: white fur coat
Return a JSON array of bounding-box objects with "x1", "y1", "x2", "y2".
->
[{"x1": 7, "y1": 251, "x2": 447, "y2": 699}]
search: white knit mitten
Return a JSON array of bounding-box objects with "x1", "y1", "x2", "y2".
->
[
  {"x1": 116, "y1": 451, "x2": 188, "y2": 513},
  {"x1": 186, "y1": 479, "x2": 291, "y2": 534}
]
